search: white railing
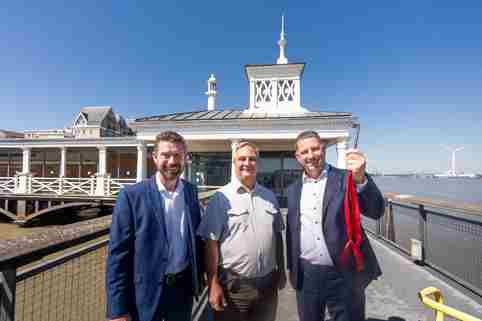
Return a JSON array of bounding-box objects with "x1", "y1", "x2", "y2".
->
[
  {"x1": 0, "y1": 177, "x2": 17, "y2": 194},
  {"x1": 107, "y1": 178, "x2": 137, "y2": 195},
  {"x1": 30, "y1": 177, "x2": 62, "y2": 195},
  {"x1": 0, "y1": 175, "x2": 138, "y2": 197},
  {"x1": 62, "y1": 177, "x2": 96, "y2": 196}
]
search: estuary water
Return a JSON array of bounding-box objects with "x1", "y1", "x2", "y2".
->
[{"x1": 373, "y1": 176, "x2": 482, "y2": 207}]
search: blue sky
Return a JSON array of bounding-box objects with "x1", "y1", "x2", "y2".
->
[{"x1": 1, "y1": 1, "x2": 481, "y2": 174}]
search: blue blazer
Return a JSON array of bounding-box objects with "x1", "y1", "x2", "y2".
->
[
  {"x1": 286, "y1": 166, "x2": 385, "y2": 290},
  {"x1": 106, "y1": 176, "x2": 204, "y2": 321}
]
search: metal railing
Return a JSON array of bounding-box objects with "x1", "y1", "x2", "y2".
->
[
  {"x1": 419, "y1": 287, "x2": 481, "y2": 321},
  {"x1": 362, "y1": 197, "x2": 482, "y2": 297},
  {"x1": 0, "y1": 192, "x2": 214, "y2": 321}
]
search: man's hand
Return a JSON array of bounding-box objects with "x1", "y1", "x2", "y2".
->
[
  {"x1": 110, "y1": 315, "x2": 131, "y2": 321},
  {"x1": 209, "y1": 280, "x2": 227, "y2": 311},
  {"x1": 346, "y1": 148, "x2": 367, "y2": 184}
]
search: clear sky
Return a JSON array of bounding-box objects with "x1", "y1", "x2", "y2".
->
[{"x1": 1, "y1": 1, "x2": 481, "y2": 174}]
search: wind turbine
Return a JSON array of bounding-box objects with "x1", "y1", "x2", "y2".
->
[{"x1": 442, "y1": 145, "x2": 464, "y2": 176}]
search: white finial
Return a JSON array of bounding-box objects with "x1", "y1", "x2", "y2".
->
[
  {"x1": 206, "y1": 74, "x2": 217, "y2": 111},
  {"x1": 277, "y1": 14, "x2": 288, "y2": 64}
]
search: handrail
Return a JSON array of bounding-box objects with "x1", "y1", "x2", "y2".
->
[
  {"x1": 418, "y1": 287, "x2": 481, "y2": 321},
  {"x1": 0, "y1": 190, "x2": 216, "y2": 268}
]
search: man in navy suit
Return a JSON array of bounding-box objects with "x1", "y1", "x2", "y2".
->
[
  {"x1": 286, "y1": 131, "x2": 384, "y2": 321},
  {"x1": 106, "y1": 131, "x2": 204, "y2": 321}
]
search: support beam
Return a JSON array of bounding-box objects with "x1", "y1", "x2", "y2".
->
[
  {"x1": 60, "y1": 147, "x2": 67, "y2": 177},
  {"x1": 16, "y1": 147, "x2": 32, "y2": 194},
  {"x1": 136, "y1": 144, "x2": 147, "y2": 183},
  {"x1": 249, "y1": 81, "x2": 255, "y2": 110},
  {"x1": 336, "y1": 139, "x2": 348, "y2": 169},
  {"x1": 230, "y1": 139, "x2": 239, "y2": 181},
  {"x1": 22, "y1": 147, "x2": 31, "y2": 174},
  {"x1": 97, "y1": 146, "x2": 107, "y2": 176},
  {"x1": 95, "y1": 146, "x2": 107, "y2": 196}
]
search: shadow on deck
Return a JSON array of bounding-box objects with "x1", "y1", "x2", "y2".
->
[{"x1": 198, "y1": 236, "x2": 481, "y2": 321}]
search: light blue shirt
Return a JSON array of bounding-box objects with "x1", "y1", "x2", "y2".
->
[{"x1": 156, "y1": 172, "x2": 189, "y2": 274}]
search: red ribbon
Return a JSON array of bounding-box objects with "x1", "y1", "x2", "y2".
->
[{"x1": 340, "y1": 171, "x2": 365, "y2": 272}]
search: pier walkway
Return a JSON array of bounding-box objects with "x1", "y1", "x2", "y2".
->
[{"x1": 275, "y1": 237, "x2": 482, "y2": 321}]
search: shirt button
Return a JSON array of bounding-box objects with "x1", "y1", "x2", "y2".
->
[{"x1": 317, "y1": 237, "x2": 320, "y2": 240}]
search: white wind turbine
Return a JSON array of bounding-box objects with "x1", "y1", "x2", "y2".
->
[{"x1": 442, "y1": 145, "x2": 464, "y2": 176}]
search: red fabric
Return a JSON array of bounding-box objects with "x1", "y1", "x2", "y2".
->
[{"x1": 340, "y1": 171, "x2": 365, "y2": 272}]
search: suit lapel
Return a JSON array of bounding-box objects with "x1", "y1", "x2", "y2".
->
[
  {"x1": 146, "y1": 176, "x2": 168, "y2": 241},
  {"x1": 182, "y1": 182, "x2": 201, "y2": 295},
  {"x1": 293, "y1": 179, "x2": 303, "y2": 227},
  {"x1": 322, "y1": 166, "x2": 342, "y2": 220}
]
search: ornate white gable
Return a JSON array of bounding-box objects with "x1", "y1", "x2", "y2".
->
[{"x1": 245, "y1": 63, "x2": 306, "y2": 113}]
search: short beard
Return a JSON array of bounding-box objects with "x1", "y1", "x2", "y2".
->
[{"x1": 160, "y1": 166, "x2": 183, "y2": 181}]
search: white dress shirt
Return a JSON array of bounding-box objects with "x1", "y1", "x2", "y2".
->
[
  {"x1": 299, "y1": 166, "x2": 368, "y2": 266},
  {"x1": 299, "y1": 166, "x2": 334, "y2": 266},
  {"x1": 156, "y1": 172, "x2": 188, "y2": 274}
]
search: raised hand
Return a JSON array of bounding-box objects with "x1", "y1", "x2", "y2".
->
[{"x1": 345, "y1": 148, "x2": 367, "y2": 184}]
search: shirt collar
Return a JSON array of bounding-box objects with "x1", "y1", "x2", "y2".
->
[
  {"x1": 302, "y1": 164, "x2": 329, "y2": 183},
  {"x1": 231, "y1": 176, "x2": 258, "y2": 194},
  {"x1": 156, "y1": 171, "x2": 184, "y2": 194}
]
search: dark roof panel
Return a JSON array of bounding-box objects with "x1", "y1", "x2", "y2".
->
[{"x1": 134, "y1": 109, "x2": 352, "y2": 123}]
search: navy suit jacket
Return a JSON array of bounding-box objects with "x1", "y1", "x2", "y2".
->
[
  {"x1": 106, "y1": 176, "x2": 204, "y2": 321},
  {"x1": 286, "y1": 165, "x2": 385, "y2": 290}
]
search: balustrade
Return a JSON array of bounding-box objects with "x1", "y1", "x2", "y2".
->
[{"x1": 0, "y1": 176, "x2": 136, "y2": 196}]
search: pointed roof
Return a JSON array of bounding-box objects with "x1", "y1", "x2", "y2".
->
[
  {"x1": 277, "y1": 14, "x2": 288, "y2": 64},
  {"x1": 77, "y1": 106, "x2": 112, "y2": 125}
]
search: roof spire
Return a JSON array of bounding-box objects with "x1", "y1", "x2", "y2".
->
[{"x1": 277, "y1": 14, "x2": 288, "y2": 64}]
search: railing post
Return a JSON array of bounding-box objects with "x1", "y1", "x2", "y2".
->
[
  {"x1": 0, "y1": 268, "x2": 16, "y2": 321},
  {"x1": 89, "y1": 176, "x2": 95, "y2": 196},
  {"x1": 105, "y1": 175, "x2": 111, "y2": 196},
  {"x1": 94, "y1": 174, "x2": 106, "y2": 196},
  {"x1": 376, "y1": 202, "x2": 383, "y2": 237},
  {"x1": 386, "y1": 198, "x2": 394, "y2": 241},
  {"x1": 58, "y1": 177, "x2": 64, "y2": 195},
  {"x1": 418, "y1": 204, "x2": 427, "y2": 264},
  {"x1": 15, "y1": 173, "x2": 31, "y2": 194}
]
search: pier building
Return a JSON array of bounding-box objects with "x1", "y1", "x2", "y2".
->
[{"x1": 0, "y1": 20, "x2": 356, "y2": 208}]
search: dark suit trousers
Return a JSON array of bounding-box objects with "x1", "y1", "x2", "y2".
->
[
  {"x1": 296, "y1": 260, "x2": 350, "y2": 321},
  {"x1": 155, "y1": 266, "x2": 193, "y2": 321}
]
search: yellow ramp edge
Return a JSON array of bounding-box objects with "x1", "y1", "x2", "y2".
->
[{"x1": 419, "y1": 287, "x2": 481, "y2": 321}]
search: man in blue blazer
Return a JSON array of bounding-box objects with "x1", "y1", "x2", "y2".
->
[
  {"x1": 286, "y1": 131, "x2": 385, "y2": 321},
  {"x1": 106, "y1": 131, "x2": 204, "y2": 321}
]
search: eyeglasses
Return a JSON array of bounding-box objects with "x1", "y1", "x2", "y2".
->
[{"x1": 153, "y1": 152, "x2": 184, "y2": 161}]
